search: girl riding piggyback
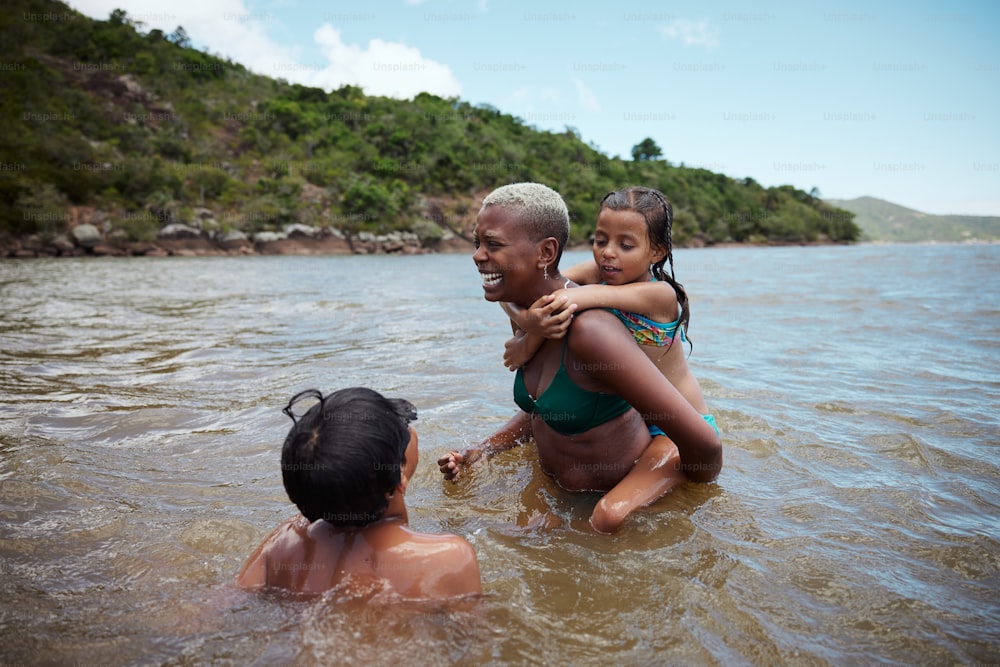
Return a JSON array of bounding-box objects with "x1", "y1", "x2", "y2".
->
[{"x1": 504, "y1": 186, "x2": 719, "y2": 532}]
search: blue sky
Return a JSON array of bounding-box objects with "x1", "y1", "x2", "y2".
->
[{"x1": 69, "y1": 0, "x2": 1000, "y2": 216}]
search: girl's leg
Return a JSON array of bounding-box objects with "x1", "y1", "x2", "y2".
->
[{"x1": 589, "y1": 435, "x2": 686, "y2": 533}]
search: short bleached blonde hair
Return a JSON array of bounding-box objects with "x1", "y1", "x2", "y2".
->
[{"x1": 481, "y1": 182, "x2": 569, "y2": 254}]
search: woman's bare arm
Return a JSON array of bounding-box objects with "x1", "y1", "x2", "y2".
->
[
  {"x1": 438, "y1": 410, "x2": 533, "y2": 481},
  {"x1": 566, "y1": 312, "x2": 722, "y2": 482}
]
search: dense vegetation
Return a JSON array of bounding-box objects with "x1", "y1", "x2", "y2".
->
[{"x1": 0, "y1": 0, "x2": 859, "y2": 246}]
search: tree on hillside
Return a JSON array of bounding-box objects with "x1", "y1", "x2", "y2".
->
[
  {"x1": 631, "y1": 137, "x2": 663, "y2": 161},
  {"x1": 168, "y1": 26, "x2": 191, "y2": 48}
]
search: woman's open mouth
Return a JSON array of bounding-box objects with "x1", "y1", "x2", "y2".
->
[{"x1": 480, "y1": 271, "x2": 503, "y2": 287}]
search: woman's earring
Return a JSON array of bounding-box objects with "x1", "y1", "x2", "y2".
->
[{"x1": 542, "y1": 264, "x2": 549, "y2": 281}]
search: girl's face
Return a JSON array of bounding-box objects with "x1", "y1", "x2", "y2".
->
[{"x1": 592, "y1": 208, "x2": 664, "y2": 285}]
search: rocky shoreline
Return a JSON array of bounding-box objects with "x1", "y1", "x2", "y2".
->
[{"x1": 1, "y1": 222, "x2": 475, "y2": 259}]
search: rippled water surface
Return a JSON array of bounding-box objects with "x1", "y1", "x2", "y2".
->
[{"x1": 1, "y1": 245, "x2": 998, "y2": 665}]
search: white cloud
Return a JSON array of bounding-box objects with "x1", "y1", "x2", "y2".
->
[
  {"x1": 573, "y1": 78, "x2": 601, "y2": 112},
  {"x1": 307, "y1": 25, "x2": 461, "y2": 99},
  {"x1": 658, "y1": 19, "x2": 719, "y2": 49}
]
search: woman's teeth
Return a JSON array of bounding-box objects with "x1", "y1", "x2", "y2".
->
[{"x1": 481, "y1": 272, "x2": 502, "y2": 287}]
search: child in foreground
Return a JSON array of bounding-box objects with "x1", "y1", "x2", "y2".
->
[
  {"x1": 237, "y1": 387, "x2": 481, "y2": 599},
  {"x1": 502, "y1": 186, "x2": 719, "y2": 532}
]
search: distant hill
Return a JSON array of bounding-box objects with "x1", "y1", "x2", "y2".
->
[{"x1": 826, "y1": 196, "x2": 1000, "y2": 243}]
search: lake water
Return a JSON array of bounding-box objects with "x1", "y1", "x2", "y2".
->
[{"x1": 1, "y1": 244, "x2": 998, "y2": 666}]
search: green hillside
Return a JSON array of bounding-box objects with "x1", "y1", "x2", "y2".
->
[
  {"x1": 826, "y1": 197, "x2": 1000, "y2": 243},
  {"x1": 1, "y1": 0, "x2": 859, "y2": 249}
]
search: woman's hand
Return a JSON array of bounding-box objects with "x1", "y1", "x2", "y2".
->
[
  {"x1": 438, "y1": 451, "x2": 466, "y2": 481},
  {"x1": 438, "y1": 449, "x2": 482, "y2": 481}
]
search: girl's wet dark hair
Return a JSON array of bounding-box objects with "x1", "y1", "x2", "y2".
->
[
  {"x1": 280, "y1": 387, "x2": 416, "y2": 527},
  {"x1": 599, "y1": 186, "x2": 692, "y2": 349}
]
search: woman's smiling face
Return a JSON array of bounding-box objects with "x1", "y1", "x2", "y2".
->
[{"x1": 472, "y1": 205, "x2": 540, "y2": 304}]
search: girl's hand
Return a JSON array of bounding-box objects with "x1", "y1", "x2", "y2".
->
[
  {"x1": 522, "y1": 293, "x2": 577, "y2": 338},
  {"x1": 504, "y1": 334, "x2": 535, "y2": 370}
]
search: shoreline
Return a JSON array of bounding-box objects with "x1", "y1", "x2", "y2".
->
[
  {"x1": 0, "y1": 231, "x2": 475, "y2": 259},
  {"x1": 0, "y1": 233, "x2": 867, "y2": 259},
  {"x1": 7, "y1": 235, "x2": 985, "y2": 260}
]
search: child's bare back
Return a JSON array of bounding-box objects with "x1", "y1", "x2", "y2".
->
[
  {"x1": 237, "y1": 513, "x2": 479, "y2": 598},
  {"x1": 237, "y1": 387, "x2": 481, "y2": 600}
]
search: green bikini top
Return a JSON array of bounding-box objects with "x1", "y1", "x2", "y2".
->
[{"x1": 513, "y1": 338, "x2": 634, "y2": 436}]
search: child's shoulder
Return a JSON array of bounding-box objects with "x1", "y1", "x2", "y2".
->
[
  {"x1": 639, "y1": 280, "x2": 680, "y2": 321},
  {"x1": 399, "y1": 527, "x2": 477, "y2": 569},
  {"x1": 380, "y1": 526, "x2": 481, "y2": 597},
  {"x1": 397, "y1": 525, "x2": 475, "y2": 553},
  {"x1": 648, "y1": 278, "x2": 680, "y2": 302},
  {"x1": 605, "y1": 279, "x2": 678, "y2": 322}
]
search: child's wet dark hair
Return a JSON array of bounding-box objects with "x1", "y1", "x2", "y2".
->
[
  {"x1": 280, "y1": 387, "x2": 417, "y2": 527},
  {"x1": 599, "y1": 186, "x2": 692, "y2": 349}
]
